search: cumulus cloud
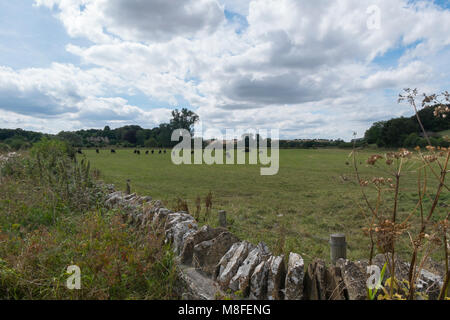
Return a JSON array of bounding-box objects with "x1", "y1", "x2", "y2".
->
[
  {"x1": 35, "y1": 0, "x2": 225, "y2": 43},
  {"x1": 0, "y1": 0, "x2": 448, "y2": 139},
  {"x1": 103, "y1": 0, "x2": 225, "y2": 42},
  {"x1": 0, "y1": 63, "x2": 173, "y2": 129}
]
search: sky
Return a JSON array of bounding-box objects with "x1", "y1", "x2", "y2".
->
[{"x1": 0, "y1": 0, "x2": 449, "y2": 140}]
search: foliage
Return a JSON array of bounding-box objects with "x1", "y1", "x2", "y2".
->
[
  {"x1": 367, "y1": 262, "x2": 387, "y2": 300},
  {"x1": 364, "y1": 103, "x2": 450, "y2": 148},
  {"x1": 355, "y1": 89, "x2": 450, "y2": 300},
  {"x1": 170, "y1": 108, "x2": 199, "y2": 134},
  {"x1": 0, "y1": 108, "x2": 199, "y2": 149},
  {"x1": 0, "y1": 141, "x2": 178, "y2": 299}
]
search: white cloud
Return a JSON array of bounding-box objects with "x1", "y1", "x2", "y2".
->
[
  {"x1": 35, "y1": 0, "x2": 225, "y2": 43},
  {"x1": 1, "y1": 0, "x2": 448, "y2": 139}
]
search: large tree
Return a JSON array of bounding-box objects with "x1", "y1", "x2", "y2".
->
[{"x1": 169, "y1": 108, "x2": 199, "y2": 134}]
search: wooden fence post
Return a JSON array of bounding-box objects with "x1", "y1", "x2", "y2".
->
[{"x1": 126, "y1": 179, "x2": 131, "y2": 195}]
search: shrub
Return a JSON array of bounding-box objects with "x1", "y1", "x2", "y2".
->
[{"x1": 0, "y1": 143, "x2": 11, "y2": 153}]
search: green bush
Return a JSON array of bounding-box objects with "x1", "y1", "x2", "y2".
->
[
  {"x1": 31, "y1": 138, "x2": 75, "y2": 162},
  {"x1": 4, "y1": 137, "x2": 31, "y2": 151},
  {"x1": 0, "y1": 143, "x2": 11, "y2": 153}
]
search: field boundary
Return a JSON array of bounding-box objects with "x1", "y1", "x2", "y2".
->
[{"x1": 104, "y1": 186, "x2": 446, "y2": 300}]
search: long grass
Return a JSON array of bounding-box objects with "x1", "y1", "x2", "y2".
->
[{"x1": 0, "y1": 145, "x2": 178, "y2": 300}]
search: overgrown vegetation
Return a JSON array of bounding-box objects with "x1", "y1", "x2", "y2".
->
[
  {"x1": 0, "y1": 139, "x2": 178, "y2": 299},
  {"x1": 354, "y1": 89, "x2": 449, "y2": 300}
]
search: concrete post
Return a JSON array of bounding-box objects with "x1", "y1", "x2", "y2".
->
[
  {"x1": 218, "y1": 210, "x2": 227, "y2": 228},
  {"x1": 330, "y1": 233, "x2": 346, "y2": 264}
]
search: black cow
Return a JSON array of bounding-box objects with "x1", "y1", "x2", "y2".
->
[
  {"x1": 163, "y1": 150, "x2": 167, "y2": 154},
  {"x1": 111, "y1": 149, "x2": 116, "y2": 153},
  {"x1": 145, "y1": 150, "x2": 149, "y2": 155},
  {"x1": 159, "y1": 150, "x2": 162, "y2": 154},
  {"x1": 77, "y1": 148, "x2": 83, "y2": 154},
  {"x1": 151, "y1": 150, "x2": 154, "y2": 154},
  {"x1": 96, "y1": 149, "x2": 100, "y2": 154}
]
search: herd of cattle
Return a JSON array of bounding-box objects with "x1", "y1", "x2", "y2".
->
[{"x1": 76, "y1": 148, "x2": 167, "y2": 155}]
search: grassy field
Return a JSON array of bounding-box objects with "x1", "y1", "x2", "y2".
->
[{"x1": 84, "y1": 148, "x2": 449, "y2": 265}]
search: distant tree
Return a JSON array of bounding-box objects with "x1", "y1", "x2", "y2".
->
[
  {"x1": 136, "y1": 130, "x2": 147, "y2": 147},
  {"x1": 364, "y1": 121, "x2": 386, "y2": 145},
  {"x1": 403, "y1": 133, "x2": 420, "y2": 148},
  {"x1": 123, "y1": 131, "x2": 137, "y2": 144},
  {"x1": 57, "y1": 131, "x2": 83, "y2": 147},
  {"x1": 144, "y1": 137, "x2": 158, "y2": 148},
  {"x1": 380, "y1": 117, "x2": 418, "y2": 147},
  {"x1": 157, "y1": 123, "x2": 174, "y2": 147},
  {"x1": 170, "y1": 108, "x2": 199, "y2": 134}
]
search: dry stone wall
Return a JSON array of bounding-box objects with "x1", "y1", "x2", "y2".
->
[{"x1": 104, "y1": 187, "x2": 446, "y2": 300}]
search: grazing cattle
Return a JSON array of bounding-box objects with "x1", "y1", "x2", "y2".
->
[
  {"x1": 133, "y1": 150, "x2": 137, "y2": 154},
  {"x1": 145, "y1": 150, "x2": 149, "y2": 155},
  {"x1": 164, "y1": 150, "x2": 167, "y2": 154},
  {"x1": 136, "y1": 150, "x2": 141, "y2": 155},
  {"x1": 151, "y1": 150, "x2": 154, "y2": 154},
  {"x1": 96, "y1": 149, "x2": 100, "y2": 154},
  {"x1": 77, "y1": 149, "x2": 83, "y2": 154},
  {"x1": 159, "y1": 150, "x2": 162, "y2": 154},
  {"x1": 111, "y1": 149, "x2": 116, "y2": 153}
]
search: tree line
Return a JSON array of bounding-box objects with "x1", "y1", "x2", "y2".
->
[
  {"x1": 1, "y1": 105, "x2": 448, "y2": 152},
  {"x1": 364, "y1": 104, "x2": 449, "y2": 148},
  {"x1": 0, "y1": 108, "x2": 199, "y2": 151}
]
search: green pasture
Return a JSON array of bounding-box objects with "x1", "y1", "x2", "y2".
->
[{"x1": 83, "y1": 148, "x2": 449, "y2": 264}]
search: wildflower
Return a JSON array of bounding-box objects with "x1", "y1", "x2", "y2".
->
[
  {"x1": 424, "y1": 155, "x2": 437, "y2": 163},
  {"x1": 398, "y1": 149, "x2": 412, "y2": 158},
  {"x1": 367, "y1": 154, "x2": 383, "y2": 165}
]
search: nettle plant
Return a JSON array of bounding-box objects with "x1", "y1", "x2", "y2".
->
[{"x1": 352, "y1": 89, "x2": 449, "y2": 300}]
